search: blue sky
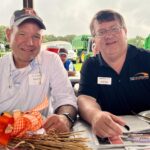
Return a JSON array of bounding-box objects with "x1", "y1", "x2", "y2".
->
[{"x1": 0, "y1": 0, "x2": 150, "y2": 38}]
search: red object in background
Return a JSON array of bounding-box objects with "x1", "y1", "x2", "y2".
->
[{"x1": 47, "y1": 47, "x2": 59, "y2": 54}]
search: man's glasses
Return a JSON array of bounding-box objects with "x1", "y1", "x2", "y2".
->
[{"x1": 94, "y1": 26, "x2": 123, "y2": 37}]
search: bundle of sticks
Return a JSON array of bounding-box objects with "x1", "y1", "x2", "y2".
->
[{"x1": 7, "y1": 130, "x2": 91, "y2": 150}]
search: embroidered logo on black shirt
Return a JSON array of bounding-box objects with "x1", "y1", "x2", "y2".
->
[{"x1": 130, "y1": 72, "x2": 149, "y2": 81}]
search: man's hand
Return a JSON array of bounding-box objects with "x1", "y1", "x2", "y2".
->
[
  {"x1": 91, "y1": 111, "x2": 126, "y2": 138},
  {"x1": 42, "y1": 114, "x2": 71, "y2": 133}
]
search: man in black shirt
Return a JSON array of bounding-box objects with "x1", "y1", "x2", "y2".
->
[{"x1": 78, "y1": 9, "x2": 150, "y2": 138}]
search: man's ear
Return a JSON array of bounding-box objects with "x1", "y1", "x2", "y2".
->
[
  {"x1": 124, "y1": 27, "x2": 127, "y2": 35},
  {"x1": 6, "y1": 28, "x2": 12, "y2": 42}
]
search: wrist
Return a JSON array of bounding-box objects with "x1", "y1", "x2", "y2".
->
[{"x1": 62, "y1": 113, "x2": 76, "y2": 128}]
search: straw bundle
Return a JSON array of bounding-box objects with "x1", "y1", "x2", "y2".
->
[{"x1": 7, "y1": 130, "x2": 92, "y2": 150}]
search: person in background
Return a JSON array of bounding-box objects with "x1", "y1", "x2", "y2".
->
[
  {"x1": 77, "y1": 9, "x2": 150, "y2": 138},
  {"x1": 59, "y1": 48, "x2": 76, "y2": 76},
  {"x1": 0, "y1": 8, "x2": 77, "y2": 133}
]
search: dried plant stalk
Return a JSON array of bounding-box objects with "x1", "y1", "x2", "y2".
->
[{"x1": 7, "y1": 131, "x2": 92, "y2": 150}]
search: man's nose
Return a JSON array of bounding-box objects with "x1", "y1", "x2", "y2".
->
[{"x1": 26, "y1": 37, "x2": 34, "y2": 45}]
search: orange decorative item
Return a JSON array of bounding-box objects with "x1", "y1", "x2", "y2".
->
[
  {"x1": 11, "y1": 97, "x2": 48, "y2": 137},
  {"x1": 0, "y1": 97, "x2": 49, "y2": 146},
  {"x1": 11, "y1": 110, "x2": 43, "y2": 137},
  {"x1": 0, "y1": 113, "x2": 14, "y2": 145}
]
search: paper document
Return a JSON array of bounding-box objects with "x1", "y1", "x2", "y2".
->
[{"x1": 121, "y1": 115, "x2": 150, "y2": 133}]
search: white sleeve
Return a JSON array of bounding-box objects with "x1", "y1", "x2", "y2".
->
[{"x1": 49, "y1": 55, "x2": 77, "y2": 111}]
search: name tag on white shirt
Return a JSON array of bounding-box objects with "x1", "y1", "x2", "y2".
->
[
  {"x1": 97, "y1": 77, "x2": 112, "y2": 85},
  {"x1": 29, "y1": 73, "x2": 42, "y2": 85}
]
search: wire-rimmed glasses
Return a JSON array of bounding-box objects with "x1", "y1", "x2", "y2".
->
[{"x1": 94, "y1": 26, "x2": 124, "y2": 38}]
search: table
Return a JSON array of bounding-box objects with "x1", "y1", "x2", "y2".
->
[
  {"x1": 73, "y1": 119, "x2": 150, "y2": 150},
  {"x1": 69, "y1": 71, "x2": 80, "y2": 87},
  {"x1": 73, "y1": 119, "x2": 99, "y2": 150}
]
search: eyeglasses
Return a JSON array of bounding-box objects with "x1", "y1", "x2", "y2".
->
[{"x1": 94, "y1": 26, "x2": 123, "y2": 37}]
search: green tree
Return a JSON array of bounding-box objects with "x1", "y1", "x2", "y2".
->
[
  {"x1": 57, "y1": 36, "x2": 64, "y2": 41},
  {"x1": 43, "y1": 34, "x2": 57, "y2": 43},
  {"x1": 43, "y1": 34, "x2": 76, "y2": 43},
  {"x1": 63, "y1": 34, "x2": 76, "y2": 43},
  {"x1": 0, "y1": 25, "x2": 7, "y2": 44}
]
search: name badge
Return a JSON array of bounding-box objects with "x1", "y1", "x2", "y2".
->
[
  {"x1": 29, "y1": 73, "x2": 42, "y2": 85},
  {"x1": 97, "y1": 77, "x2": 112, "y2": 85}
]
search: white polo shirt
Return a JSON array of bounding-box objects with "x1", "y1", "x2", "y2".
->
[{"x1": 0, "y1": 50, "x2": 77, "y2": 116}]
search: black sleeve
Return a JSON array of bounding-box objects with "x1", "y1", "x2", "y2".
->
[{"x1": 78, "y1": 57, "x2": 99, "y2": 99}]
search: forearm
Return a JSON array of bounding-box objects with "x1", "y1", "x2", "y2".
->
[
  {"x1": 77, "y1": 95, "x2": 126, "y2": 137},
  {"x1": 77, "y1": 95, "x2": 101, "y2": 125}
]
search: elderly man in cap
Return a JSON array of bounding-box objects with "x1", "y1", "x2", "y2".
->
[
  {"x1": 0, "y1": 8, "x2": 77, "y2": 133},
  {"x1": 58, "y1": 48, "x2": 76, "y2": 76}
]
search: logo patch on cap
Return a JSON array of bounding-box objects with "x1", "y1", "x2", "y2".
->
[{"x1": 24, "y1": 8, "x2": 36, "y2": 16}]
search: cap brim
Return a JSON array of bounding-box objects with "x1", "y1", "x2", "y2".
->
[
  {"x1": 59, "y1": 52, "x2": 68, "y2": 55},
  {"x1": 14, "y1": 16, "x2": 46, "y2": 29}
]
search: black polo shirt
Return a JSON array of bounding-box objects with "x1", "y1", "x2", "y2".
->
[{"x1": 78, "y1": 45, "x2": 150, "y2": 115}]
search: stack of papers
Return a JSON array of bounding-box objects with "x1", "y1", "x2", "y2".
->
[{"x1": 98, "y1": 115, "x2": 150, "y2": 149}]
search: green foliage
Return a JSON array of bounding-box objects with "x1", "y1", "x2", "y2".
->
[
  {"x1": 0, "y1": 25, "x2": 7, "y2": 44},
  {"x1": 43, "y1": 34, "x2": 76, "y2": 43},
  {"x1": 63, "y1": 34, "x2": 76, "y2": 43},
  {"x1": 43, "y1": 34, "x2": 57, "y2": 43},
  {"x1": 128, "y1": 36, "x2": 145, "y2": 48}
]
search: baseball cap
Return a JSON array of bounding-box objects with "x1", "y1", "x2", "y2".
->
[
  {"x1": 59, "y1": 48, "x2": 68, "y2": 56},
  {"x1": 10, "y1": 8, "x2": 46, "y2": 29}
]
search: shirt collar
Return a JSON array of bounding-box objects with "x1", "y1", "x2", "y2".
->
[
  {"x1": 125, "y1": 44, "x2": 138, "y2": 61},
  {"x1": 96, "y1": 53, "x2": 108, "y2": 67},
  {"x1": 9, "y1": 52, "x2": 40, "y2": 72},
  {"x1": 96, "y1": 44, "x2": 138, "y2": 67}
]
